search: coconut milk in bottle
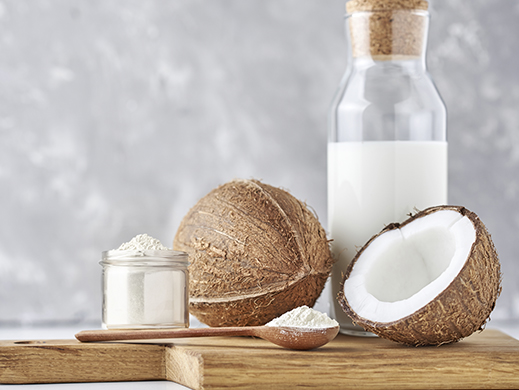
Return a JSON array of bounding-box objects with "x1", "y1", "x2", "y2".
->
[{"x1": 328, "y1": 0, "x2": 447, "y2": 335}]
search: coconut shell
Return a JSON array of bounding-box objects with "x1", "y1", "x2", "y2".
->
[
  {"x1": 337, "y1": 205, "x2": 502, "y2": 346},
  {"x1": 173, "y1": 179, "x2": 334, "y2": 327}
]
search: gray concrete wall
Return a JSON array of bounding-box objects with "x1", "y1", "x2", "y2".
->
[{"x1": 0, "y1": 0, "x2": 517, "y2": 325}]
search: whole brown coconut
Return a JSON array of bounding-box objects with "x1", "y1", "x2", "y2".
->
[
  {"x1": 337, "y1": 205, "x2": 501, "y2": 346},
  {"x1": 173, "y1": 179, "x2": 334, "y2": 327}
]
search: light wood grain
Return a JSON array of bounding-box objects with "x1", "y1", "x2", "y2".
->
[
  {"x1": 1, "y1": 330, "x2": 519, "y2": 389},
  {"x1": 0, "y1": 339, "x2": 165, "y2": 384},
  {"x1": 165, "y1": 330, "x2": 519, "y2": 389}
]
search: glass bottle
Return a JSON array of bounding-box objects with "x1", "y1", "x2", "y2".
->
[{"x1": 328, "y1": 0, "x2": 447, "y2": 335}]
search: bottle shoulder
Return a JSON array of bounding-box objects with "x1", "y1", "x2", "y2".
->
[
  {"x1": 329, "y1": 62, "x2": 446, "y2": 143},
  {"x1": 334, "y1": 64, "x2": 445, "y2": 113}
]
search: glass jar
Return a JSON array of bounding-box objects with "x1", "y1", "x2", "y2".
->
[
  {"x1": 100, "y1": 249, "x2": 189, "y2": 329},
  {"x1": 328, "y1": 1, "x2": 447, "y2": 335}
]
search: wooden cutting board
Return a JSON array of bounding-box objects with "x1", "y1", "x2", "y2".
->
[{"x1": 1, "y1": 329, "x2": 519, "y2": 389}]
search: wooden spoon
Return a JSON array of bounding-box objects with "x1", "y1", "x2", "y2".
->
[{"x1": 75, "y1": 325, "x2": 339, "y2": 350}]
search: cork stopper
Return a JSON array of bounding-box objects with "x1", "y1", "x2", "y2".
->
[
  {"x1": 346, "y1": 0, "x2": 429, "y2": 60},
  {"x1": 346, "y1": 0, "x2": 428, "y2": 13}
]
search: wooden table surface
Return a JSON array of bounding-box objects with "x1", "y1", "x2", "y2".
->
[{"x1": 1, "y1": 329, "x2": 519, "y2": 389}]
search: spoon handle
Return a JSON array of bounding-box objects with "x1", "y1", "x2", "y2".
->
[{"x1": 75, "y1": 326, "x2": 261, "y2": 342}]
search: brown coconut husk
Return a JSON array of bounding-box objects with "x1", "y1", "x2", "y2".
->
[
  {"x1": 174, "y1": 179, "x2": 334, "y2": 327},
  {"x1": 337, "y1": 205, "x2": 502, "y2": 346}
]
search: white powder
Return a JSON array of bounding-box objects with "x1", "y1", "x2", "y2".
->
[
  {"x1": 102, "y1": 234, "x2": 188, "y2": 329},
  {"x1": 117, "y1": 233, "x2": 169, "y2": 251},
  {"x1": 266, "y1": 306, "x2": 339, "y2": 329}
]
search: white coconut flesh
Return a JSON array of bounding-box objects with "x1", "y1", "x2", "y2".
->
[{"x1": 343, "y1": 210, "x2": 477, "y2": 324}]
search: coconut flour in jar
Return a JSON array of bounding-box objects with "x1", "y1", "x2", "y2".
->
[{"x1": 101, "y1": 234, "x2": 189, "y2": 329}]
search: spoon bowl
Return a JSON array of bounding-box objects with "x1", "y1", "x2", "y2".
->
[
  {"x1": 75, "y1": 325, "x2": 339, "y2": 351},
  {"x1": 256, "y1": 325, "x2": 340, "y2": 350}
]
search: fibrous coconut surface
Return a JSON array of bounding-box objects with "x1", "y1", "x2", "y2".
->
[
  {"x1": 174, "y1": 179, "x2": 334, "y2": 327},
  {"x1": 338, "y1": 205, "x2": 501, "y2": 346}
]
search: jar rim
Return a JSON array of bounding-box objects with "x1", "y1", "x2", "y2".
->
[{"x1": 100, "y1": 249, "x2": 189, "y2": 265}]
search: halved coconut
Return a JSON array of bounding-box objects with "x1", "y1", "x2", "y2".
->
[{"x1": 337, "y1": 205, "x2": 501, "y2": 346}]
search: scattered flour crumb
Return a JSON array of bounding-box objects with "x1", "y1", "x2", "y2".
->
[
  {"x1": 266, "y1": 306, "x2": 339, "y2": 328},
  {"x1": 117, "y1": 234, "x2": 169, "y2": 251}
]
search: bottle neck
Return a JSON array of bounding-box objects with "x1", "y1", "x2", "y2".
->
[
  {"x1": 350, "y1": 56, "x2": 427, "y2": 74},
  {"x1": 345, "y1": 10, "x2": 430, "y2": 72}
]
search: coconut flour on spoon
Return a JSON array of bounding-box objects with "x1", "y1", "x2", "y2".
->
[{"x1": 266, "y1": 306, "x2": 339, "y2": 329}]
